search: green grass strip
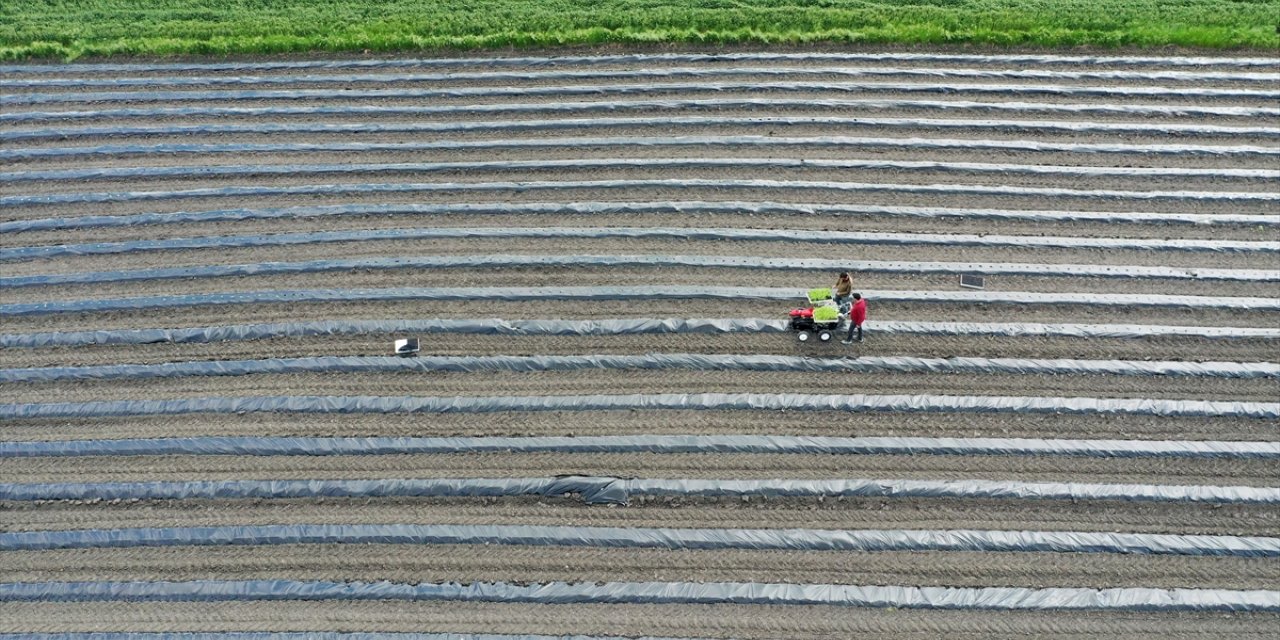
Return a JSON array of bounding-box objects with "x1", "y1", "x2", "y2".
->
[{"x1": 2, "y1": 0, "x2": 1278, "y2": 60}]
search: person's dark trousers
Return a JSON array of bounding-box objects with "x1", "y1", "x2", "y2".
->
[{"x1": 845, "y1": 322, "x2": 863, "y2": 342}]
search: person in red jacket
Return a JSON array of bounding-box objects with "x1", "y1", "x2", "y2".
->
[{"x1": 842, "y1": 293, "x2": 867, "y2": 344}]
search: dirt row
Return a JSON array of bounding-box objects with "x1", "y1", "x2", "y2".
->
[
  {"x1": 13, "y1": 149, "x2": 1275, "y2": 187},
  {"x1": 6, "y1": 366, "x2": 1277, "y2": 405},
  {"x1": 7, "y1": 299, "x2": 1275, "y2": 338},
  {"x1": 9, "y1": 186, "x2": 1276, "y2": 223},
  {"x1": 7, "y1": 115, "x2": 1273, "y2": 147},
  {"x1": 5, "y1": 543, "x2": 1275, "y2": 589},
  {"x1": 9, "y1": 125, "x2": 1269, "y2": 154},
  {"x1": 9, "y1": 265, "x2": 1277, "y2": 306},
  {"x1": 9, "y1": 449, "x2": 1274, "y2": 485},
  {"x1": 5, "y1": 494, "x2": 1273, "y2": 536},
  {"x1": 5, "y1": 83, "x2": 1269, "y2": 112},
  {"x1": 4, "y1": 600, "x2": 1275, "y2": 639},
  {"x1": 9, "y1": 210, "x2": 1276, "y2": 247},
  {"x1": 5, "y1": 332, "x2": 1275, "y2": 370},
  {"x1": 5, "y1": 409, "x2": 1271, "y2": 443},
  {"x1": 11, "y1": 235, "x2": 1278, "y2": 278},
  {"x1": 8, "y1": 103, "x2": 1267, "y2": 130}
]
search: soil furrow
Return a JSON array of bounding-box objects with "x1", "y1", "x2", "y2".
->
[
  {"x1": 9, "y1": 211, "x2": 1277, "y2": 246},
  {"x1": 4, "y1": 544, "x2": 1276, "y2": 590},
  {"x1": 3, "y1": 410, "x2": 1272, "y2": 443},
  {"x1": 7, "y1": 451, "x2": 1274, "y2": 486},
  {"x1": 4, "y1": 495, "x2": 1274, "y2": 536},
  {"x1": 9, "y1": 236, "x2": 1278, "y2": 278},
  {"x1": 2, "y1": 600, "x2": 1275, "y2": 638},
  {"x1": 5, "y1": 300, "x2": 1275, "y2": 339},
  {"x1": 4, "y1": 333, "x2": 1275, "y2": 370},
  {"x1": 8, "y1": 267, "x2": 1277, "y2": 306},
  {"x1": 8, "y1": 187, "x2": 1276, "y2": 222},
  {"x1": 4, "y1": 368, "x2": 1277, "y2": 405}
]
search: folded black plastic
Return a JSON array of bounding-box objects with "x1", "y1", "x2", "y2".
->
[
  {"x1": 7, "y1": 135, "x2": 1275, "y2": 160},
  {"x1": 4, "y1": 286, "x2": 1277, "y2": 317},
  {"x1": 3, "y1": 178, "x2": 1265, "y2": 208},
  {"x1": 2, "y1": 393, "x2": 1276, "y2": 420},
  {"x1": 5, "y1": 81, "x2": 1274, "y2": 107},
  {"x1": 6, "y1": 223, "x2": 1273, "y2": 262},
  {"x1": 3, "y1": 318, "x2": 1275, "y2": 349},
  {"x1": 3, "y1": 523, "x2": 1275, "y2": 557},
  {"x1": 0, "y1": 579, "x2": 1275, "y2": 611},
  {"x1": 5, "y1": 434, "x2": 1274, "y2": 460},
  {"x1": 4, "y1": 354, "x2": 1275, "y2": 384},
  {"x1": 2, "y1": 475, "x2": 1276, "y2": 505}
]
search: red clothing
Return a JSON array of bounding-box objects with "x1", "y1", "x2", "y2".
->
[{"x1": 850, "y1": 299, "x2": 867, "y2": 326}]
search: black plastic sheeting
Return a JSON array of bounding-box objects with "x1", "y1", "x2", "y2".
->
[
  {"x1": 0, "y1": 579, "x2": 1276, "y2": 611},
  {"x1": 5, "y1": 287, "x2": 1276, "y2": 317},
  {"x1": 5, "y1": 81, "x2": 1277, "y2": 107},
  {"x1": 4, "y1": 51, "x2": 1274, "y2": 73},
  {"x1": 7, "y1": 255, "x2": 1273, "y2": 290},
  {"x1": 5, "y1": 115, "x2": 1276, "y2": 142},
  {"x1": 3, "y1": 523, "x2": 1276, "y2": 557},
  {"x1": 11, "y1": 157, "x2": 1273, "y2": 185},
  {"x1": 6, "y1": 98, "x2": 1274, "y2": 124},
  {"x1": 8, "y1": 66, "x2": 1276, "y2": 89},
  {"x1": 3, "y1": 475, "x2": 1278, "y2": 505},
  {"x1": 2, "y1": 393, "x2": 1275, "y2": 420},
  {"x1": 7, "y1": 135, "x2": 1276, "y2": 161},
  {"x1": 8, "y1": 201, "x2": 1273, "y2": 235},
  {"x1": 4, "y1": 354, "x2": 1275, "y2": 384},
  {"x1": 0, "y1": 476, "x2": 624, "y2": 504},
  {"x1": 5, "y1": 318, "x2": 1274, "y2": 349},
  {"x1": 3, "y1": 179, "x2": 1267, "y2": 209},
  {"x1": 5, "y1": 226, "x2": 1273, "y2": 262},
  {"x1": 4, "y1": 435, "x2": 1275, "y2": 460}
]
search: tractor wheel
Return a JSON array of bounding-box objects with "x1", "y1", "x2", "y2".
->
[
  {"x1": 796, "y1": 331, "x2": 811, "y2": 342},
  {"x1": 818, "y1": 330, "x2": 833, "y2": 342}
]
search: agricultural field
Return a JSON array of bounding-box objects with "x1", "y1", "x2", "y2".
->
[
  {"x1": 1, "y1": 49, "x2": 1279, "y2": 637},
  {"x1": 3, "y1": 0, "x2": 1280, "y2": 59}
]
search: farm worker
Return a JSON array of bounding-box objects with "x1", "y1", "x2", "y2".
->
[
  {"x1": 833, "y1": 272, "x2": 853, "y2": 311},
  {"x1": 842, "y1": 293, "x2": 867, "y2": 344}
]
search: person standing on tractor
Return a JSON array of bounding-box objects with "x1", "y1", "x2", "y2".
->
[
  {"x1": 842, "y1": 293, "x2": 867, "y2": 344},
  {"x1": 833, "y1": 272, "x2": 853, "y2": 312}
]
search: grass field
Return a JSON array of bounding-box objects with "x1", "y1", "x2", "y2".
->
[{"x1": 3, "y1": 0, "x2": 1278, "y2": 60}]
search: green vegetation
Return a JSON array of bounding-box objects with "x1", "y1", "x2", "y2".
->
[{"x1": 3, "y1": 0, "x2": 1277, "y2": 60}]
